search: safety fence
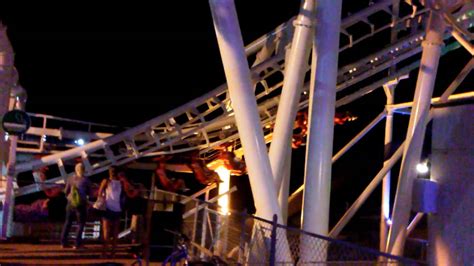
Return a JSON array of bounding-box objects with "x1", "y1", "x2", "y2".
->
[{"x1": 151, "y1": 187, "x2": 421, "y2": 265}]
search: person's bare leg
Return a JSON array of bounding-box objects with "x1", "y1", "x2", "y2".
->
[
  {"x1": 111, "y1": 219, "x2": 120, "y2": 258},
  {"x1": 130, "y1": 214, "x2": 137, "y2": 244},
  {"x1": 102, "y1": 219, "x2": 110, "y2": 257}
]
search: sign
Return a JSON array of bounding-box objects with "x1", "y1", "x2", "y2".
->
[{"x1": 2, "y1": 110, "x2": 31, "y2": 135}]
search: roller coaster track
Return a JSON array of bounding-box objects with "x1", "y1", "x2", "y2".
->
[{"x1": 13, "y1": 2, "x2": 473, "y2": 197}]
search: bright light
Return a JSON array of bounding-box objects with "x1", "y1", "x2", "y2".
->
[
  {"x1": 416, "y1": 162, "x2": 429, "y2": 174},
  {"x1": 75, "y1": 138, "x2": 85, "y2": 146},
  {"x1": 215, "y1": 165, "x2": 231, "y2": 215},
  {"x1": 387, "y1": 219, "x2": 393, "y2": 226},
  {"x1": 4, "y1": 133, "x2": 8, "y2": 141}
]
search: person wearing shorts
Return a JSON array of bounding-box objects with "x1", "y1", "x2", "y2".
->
[{"x1": 98, "y1": 166, "x2": 125, "y2": 257}]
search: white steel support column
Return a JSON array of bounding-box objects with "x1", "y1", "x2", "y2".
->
[
  {"x1": 386, "y1": 11, "x2": 446, "y2": 256},
  {"x1": 380, "y1": 83, "x2": 395, "y2": 251},
  {"x1": 278, "y1": 151, "x2": 292, "y2": 224},
  {"x1": 0, "y1": 24, "x2": 14, "y2": 181},
  {"x1": 0, "y1": 24, "x2": 15, "y2": 240},
  {"x1": 300, "y1": 0, "x2": 342, "y2": 262},
  {"x1": 209, "y1": 0, "x2": 282, "y2": 222},
  {"x1": 209, "y1": 2, "x2": 292, "y2": 261},
  {"x1": 1, "y1": 135, "x2": 17, "y2": 239},
  {"x1": 269, "y1": 0, "x2": 314, "y2": 193}
]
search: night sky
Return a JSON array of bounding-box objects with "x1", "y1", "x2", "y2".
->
[
  {"x1": 0, "y1": 1, "x2": 300, "y2": 127},
  {"x1": 2, "y1": 0, "x2": 473, "y2": 243}
]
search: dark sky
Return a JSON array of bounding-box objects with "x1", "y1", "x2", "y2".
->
[
  {"x1": 0, "y1": 1, "x2": 301, "y2": 127},
  {"x1": 0, "y1": 1, "x2": 402, "y2": 127}
]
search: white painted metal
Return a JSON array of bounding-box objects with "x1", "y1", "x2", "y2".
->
[
  {"x1": 7, "y1": 9, "x2": 472, "y2": 259},
  {"x1": 451, "y1": 30, "x2": 474, "y2": 55},
  {"x1": 0, "y1": 24, "x2": 14, "y2": 182},
  {"x1": 14, "y1": 5, "x2": 448, "y2": 187},
  {"x1": 406, "y1": 213, "x2": 424, "y2": 236},
  {"x1": 300, "y1": 0, "x2": 342, "y2": 262},
  {"x1": 286, "y1": 111, "x2": 386, "y2": 218},
  {"x1": 329, "y1": 143, "x2": 405, "y2": 238},
  {"x1": 388, "y1": 91, "x2": 474, "y2": 110},
  {"x1": 278, "y1": 151, "x2": 291, "y2": 224},
  {"x1": 1, "y1": 136, "x2": 16, "y2": 239},
  {"x1": 209, "y1": 0, "x2": 292, "y2": 262},
  {"x1": 383, "y1": 0, "x2": 401, "y2": 247},
  {"x1": 288, "y1": 91, "x2": 472, "y2": 217},
  {"x1": 380, "y1": 82, "x2": 396, "y2": 251},
  {"x1": 332, "y1": 111, "x2": 387, "y2": 163},
  {"x1": 439, "y1": 57, "x2": 473, "y2": 102},
  {"x1": 208, "y1": 0, "x2": 282, "y2": 221},
  {"x1": 269, "y1": 0, "x2": 314, "y2": 195},
  {"x1": 386, "y1": 11, "x2": 446, "y2": 256}
]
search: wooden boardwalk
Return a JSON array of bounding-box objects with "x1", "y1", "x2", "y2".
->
[{"x1": 0, "y1": 243, "x2": 158, "y2": 265}]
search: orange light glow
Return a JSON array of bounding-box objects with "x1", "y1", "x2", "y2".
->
[{"x1": 215, "y1": 165, "x2": 231, "y2": 215}]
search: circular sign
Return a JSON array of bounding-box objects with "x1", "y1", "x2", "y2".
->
[{"x1": 2, "y1": 110, "x2": 31, "y2": 135}]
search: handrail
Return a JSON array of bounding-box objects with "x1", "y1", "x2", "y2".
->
[{"x1": 27, "y1": 112, "x2": 120, "y2": 129}]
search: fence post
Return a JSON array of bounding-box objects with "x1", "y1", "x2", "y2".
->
[{"x1": 270, "y1": 214, "x2": 278, "y2": 266}]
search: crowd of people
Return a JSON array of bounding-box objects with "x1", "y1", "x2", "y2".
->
[
  {"x1": 58, "y1": 154, "x2": 229, "y2": 259},
  {"x1": 24, "y1": 148, "x2": 245, "y2": 262},
  {"x1": 58, "y1": 162, "x2": 152, "y2": 258}
]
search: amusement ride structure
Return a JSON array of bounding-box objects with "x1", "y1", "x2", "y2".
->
[{"x1": 0, "y1": 0, "x2": 473, "y2": 264}]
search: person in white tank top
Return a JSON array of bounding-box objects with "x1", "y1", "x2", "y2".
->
[
  {"x1": 98, "y1": 166, "x2": 124, "y2": 258},
  {"x1": 105, "y1": 179, "x2": 122, "y2": 212}
]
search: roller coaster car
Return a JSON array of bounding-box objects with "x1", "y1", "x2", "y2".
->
[
  {"x1": 153, "y1": 157, "x2": 189, "y2": 193},
  {"x1": 188, "y1": 157, "x2": 223, "y2": 185},
  {"x1": 292, "y1": 111, "x2": 358, "y2": 149},
  {"x1": 218, "y1": 151, "x2": 246, "y2": 174},
  {"x1": 32, "y1": 166, "x2": 63, "y2": 198}
]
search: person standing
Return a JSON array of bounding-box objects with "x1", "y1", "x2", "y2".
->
[
  {"x1": 61, "y1": 162, "x2": 91, "y2": 249},
  {"x1": 117, "y1": 171, "x2": 144, "y2": 244},
  {"x1": 98, "y1": 166, "x2": 126, "y2": 258}
]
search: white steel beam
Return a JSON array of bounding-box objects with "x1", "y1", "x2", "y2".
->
[
  {"x1": 278, "y1": 151, "x2": 292, "y2": 224},
  {"x1": 0, "y1": 24, "x2": 14, "y2": 191},
  {"x1": 208, "y1": 0, "x2": 282, "y2": 223},
  {"x1": 387, "y1": 91, "x2": 474, "y2": 110},
  {"x1": 209, "y1": 0, "x2": 292, "y2": 261},
  {"x1": 329, "y1": 143, "x2": 405, "y2": 238},
  {"x1": 269, "y1": 0, "x2": 315, "y2": 198},
  {"x1": 439, "y1": 57, "x2": 474, "y2": 102},
  {"x1": 406, "y1": 212, "x2": 424, "y2": 236},
  {"x1": 386, "y1": 11, "x2": 446, "y2": 256},
  {"x1": 1, "y1": 136, "x2": 17, "y2": 239},
  {"x1": 380, "y1": 82, "x2": 396, "y2": 252},
  {"x1": 300, "y1": 0, "x2": 342, "y2": 262}
]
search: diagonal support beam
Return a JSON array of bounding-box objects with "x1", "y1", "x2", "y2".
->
[
  {"x1": 209, "y1": 0, "x2": 292, "y2": 262},
  {"x1": 300, "y1": 0, "x2": 343, "y2": 263},
  {"x1": 440, "y1": 57, "x2": 474, "y2": 102},
  {"x1": 386, "y1": 11, "x2": 446, "y2": 256},
  {"x1": 269, "y1": 0, "x2": 315, "y2": 200}
]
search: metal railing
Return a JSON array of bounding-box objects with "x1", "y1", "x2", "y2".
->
[
  {"x1": 179, "y1": 208, "x2": 421, "y2": 265},
  {"x1": 147, "y1": 187, "x2": 420, "y2": 265}
]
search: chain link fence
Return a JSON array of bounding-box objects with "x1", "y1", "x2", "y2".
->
[
  {"x1": 180, "y1": 209, "x2": 422, "y2": 265},
  {"x1": 152, "y1": 188, "x2": 421, "y2": 265}
]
